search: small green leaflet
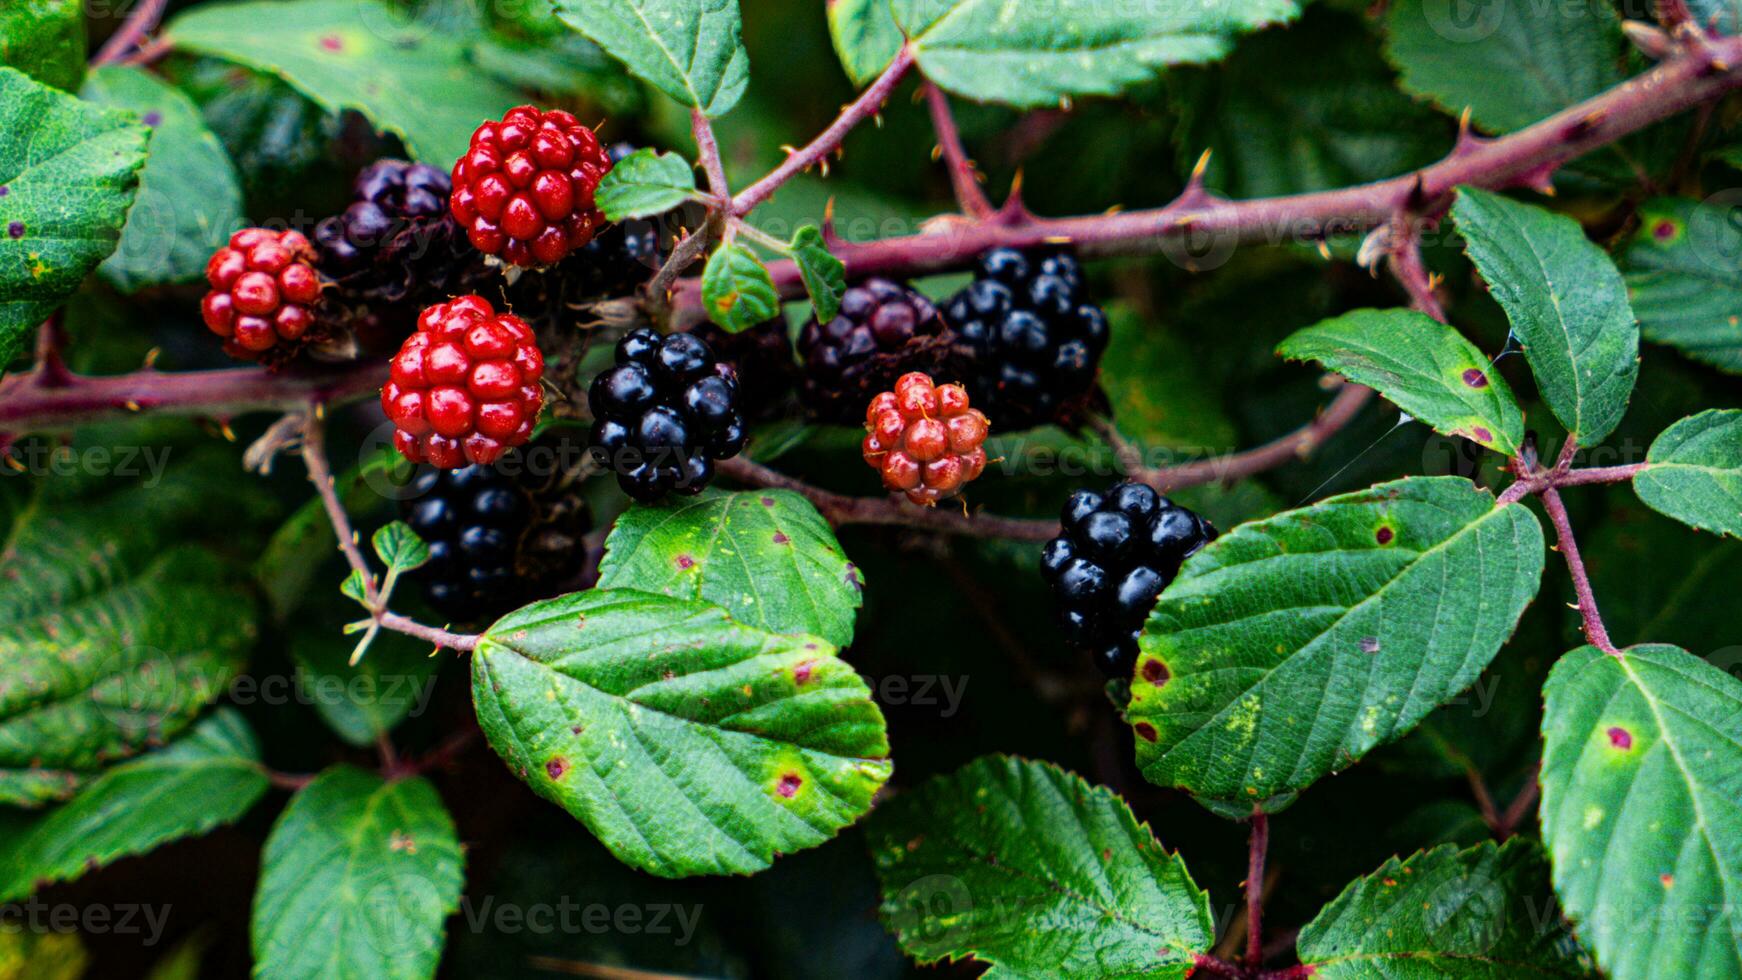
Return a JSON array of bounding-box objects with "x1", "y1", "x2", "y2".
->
[
  {"x1": 1541, "y1": 645, "x2": 1742, "y2": 980},
  {"x1": 892, "y1": 0, "x2": 1299, "y2": 108},
  {"x1": 595, "y1": 148, "x2": 696, "y2": 220},
  {"x1": 82, "y1": 66, "x2": 244, "y2": 292},
  {"x1": 828, "y1": 0, "x2": 904, "y2": 86},
  {"x1": 1453, "y1": 187, "x2": 1639, "y2": 446},
  {"x1": 1297, "y1": 838, "x2": 1585, "y2": 978},
  {"x1": 372, "y1": 520, "x2": 430, "y2": 573},
  {"x1": 1277, "y1": 307, "x2": 1525, "y2": 456},
  {"x1": 471, "y1": 589, "x2": 891, "y2": 877},
  {"x1": 790, "y1": 225, "x2": 845, "y2": 322},
  {"x1": 1129, "y1": 477, "x2": 1544, "y2": 812},
  {"x1": 0, "y1": 710, "x2": 268, "y2": 902},
  {"x1": 252, "y1": 767, "x2": 465, "y2": 980},
  {"x1": 867, "y1": 755, "x2": 1214, "y2": 978},
  {"x1": 1384, "y1": 0, "x2": 1621, "y2": 134},
  {"x1": 0, "y1": 67, "x2": 146, "y2": 373},
  {"x1": 702, "y1": 243, "x2": 780, "y2": 332},
  {"x1": 0, "y1": 0, "x2": 84, "y2": 91},
  {"x1": 167, "y1": 0, "x2": 524, "y2": 163},
  {"x1": 1621, "y1": 197, "x2": 1742, "y2": 374},
  {"x1": 552, "y1": 0, "x2": 750, "y2": 118},
  {"x1": 595, "y1": 488, "x2": 864, "y2": 647},
  {"x1": 1635, "y1": 410, "x2": 1742, "y2": 539}
]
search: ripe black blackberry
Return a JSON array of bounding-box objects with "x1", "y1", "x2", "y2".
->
[
  {"x1": 1042, "y1": 481, "x2": 1216, "y2": 678},
  {"x1": 688, "y1": 320, "x2": 798, "y2": 421},
  {"x1": 398, "y1": 451, "x2": 591, "y2": 624},
  {"x1": 588, "y1": 327, "x2": 747, "y2": 503},
  {"x1": 797, "y1": 278, "x2": 961, "y2": 425},
  {"x1": 314, "y1": 159, "x2": 472, "y2": 306},
  {"x1": 943, "y1": 246, "x2": 1110, "y2": 431}
]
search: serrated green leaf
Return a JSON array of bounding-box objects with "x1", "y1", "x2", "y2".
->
[
  {"x1": 371, "y1": 520, "x2": 430, "y2": 573},
  {"x1": 596, "y1": 489, "x2": 863, "y2": 647},
  {"x1": 828, "y1": 0, "x2": 904, "y2": 86},
  {"x1": 1277, "y1": 308, "x2": 1525, "y2": 456},
  {"x1": 166, "y1": 0, "x2": 523, "y2": 163},
  {"x1": 0, "y1": 710, "x2": 267, "y2": 901},
  {"x1": 1384, "y1": 0, "x2": 1620, "y2": 134},
  {"x1": 1634, "y1": 410, "x2": 1742, "y2": 539},
  {"x1": 471, "y1": 589, "x2": 891, "y2": 877},
  {"x1": 1298, "y1": 838, "x2": 1585, "y2": 978},
  {"x1": 0, "y1": 0, "x2": 84, "y2": 91},
  {"x1": 595, "y1": 148, "x2": 696, "y2": 220},
  {"x1": 893, "y1": 0, "x2": 1299, "y2": 109},
  {"x1": 253, "y1": 767, "x2": 464, "y2": 980},
  {"x1": 1452, "y1": 187, "x2": 1639, "y2": 446},
  {"x1": 790, "y1": 225, "x2": 845, "y2": 323},
  {"x1": 1541, "y1": 644, "x2": 1742, "y2": 980},
  {"x1": 0, "y1": 67, "x2": 146, "y2": 373},
  {"x1": 1620, "y1": 197, "x2": 1742, "y2": 374},
  {"x1": 702, "y1": 243, "x2": 780, "y2": 332},
  {"x1": 866, "y1": 754, "x2": 1214, "y2": 978},
  {"x1": 551, "y1": 0, "x2": 750, "y2": 117},
  {"x1": 81, "y1": 65, "x2": 244, "y2": 292},
  {"x1": 1129, "y1": 477, "x2": 1545, "y2": 812}
]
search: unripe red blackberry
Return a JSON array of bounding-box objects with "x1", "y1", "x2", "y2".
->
[
  {"x1": 200, "y1": 228, "x2": 325, "y2": 364},
  {"x1": 861, "y1": 372, "x2": 990, "y2": 506},
  {"x1": 797, "y1": 278, "x2": 961, "y2": 425},
  {"x1": 381, "y1": 295, "x2": 545, "y2": 469},
  {"x1": 449, "y1": 106, "x2": 613, "y2": 269}
]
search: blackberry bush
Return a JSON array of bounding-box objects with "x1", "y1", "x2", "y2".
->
[{"x1": 587, "y1": 327, "x2": 747, "y2": 502}]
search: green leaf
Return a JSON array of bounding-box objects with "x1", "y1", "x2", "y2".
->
[
  {"x1": 596, "y1": 489, "x2": 863, "y2": 647},
  {"x1": 81, "y1": 65, "x2": 244, "y2": 292},
  {"x1": 166, "y1": 0, "x2": 524, "y2": 164},
  {"x1": 1384, "y1": 0, "x2": 1620, "y2": 134},
  {"x1": 371, "y1": 520, "x2": 430, "y2": 573},
  {"x1": 828, "y1": 0, "x2": 905, "y2": 86},
  {"x1": 253, "y1": 767, "x2": 464, "y2": 980},
  {"x1": 289, "y1": 626, "x2": 438, "y2": 748},
  {"x1": 0, "y1": 545, "x2": 258, "y2": 807},
  {"x1": 866, "y1": 755, "x2": 1214, "y2": 977},
  {"x1": 1129, "y1": 477, "x2": 1545, "y2": 812},
  {"x1": 341, "y1": 568, "x2": 370, "y2": 606},
  {"x1": 1297, "y1": 838, "x2": 1585, "y2": 978},
  {"x1": 470, "y1": 589, "x2": 891, "y2": 877},
  {"x1": 790, "y1": 225, "x2": 845, "y2": 324},
  {"x1": 1541, "y1": 644, "x2": 1742, "y2": 979},
  {"x1": 551, "y1": 0, "x2": 750, "y2": 117},
  {"x1": 0, "y1": 0, "x2": 84, "y2": 91},
  {"x1": 702, "y1": 243, "x2": 780, "y2": 332},
  {"x1": 1620, "y1": 197, "x2": 1742, "y2": 374},
  {"x1": 0, "y1": 67, "x2": 146, "y2": 372},
  {"x1": 1452, "y1": 186, "x2": 1639, "y2": 446},
  {"x1": 1635, "y1": 410, "x2": 1742, "y2": 539},
  {"x1": 893, "y1": 0, "x2": 1299, "y2": 108},
  {"x1": 1277, "y1": 308, "x2": 1525, "y2": 456},
  {"x1": 595, "y1": 148, "x2": 697, "y2": 220},
  {"x1": 0, "y1": 710, "x2": 268, "y2": 901}
]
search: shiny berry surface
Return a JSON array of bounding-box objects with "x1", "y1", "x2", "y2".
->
[
  {"x1": 200, "y1": 228, "x2": 323, "y2": 364},
  {"x1": 382, "y1": 295, "x2": 545, "y2": 468},
  {"x1": 797, "y1": 278, "x2": 953, "y2": 424},
  {"x1": 450, "y1": 106, "x2": 613, "y2": 268},
  {"x1": 1042, "y1": 480, "x2": 1216, "y2": 678},
  {"x1": 861, "y1": 372, "x2": 991, "y2": 507},
  {"x1": 587, "y1": 327, "x2": 747, "y2": 503}
]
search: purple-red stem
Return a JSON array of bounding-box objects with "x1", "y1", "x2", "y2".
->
[
  {"x1": 1540, "y1": 485, "x2": 1619, "y2": 654},
  {"x1": 92, "y1": 0, "x2": 169, "y2": 66},
  {"x1": 1246, "y1": 813, "x2": 1269, "y2": 970},
  {"x1": 1139, "y1": 384, "x2": 1372, "y2": 492},
  {"x1": 923, "y1": 81, "x2": 994, "y2": 219},
  {"x1": 0, "y1": 360, "x2": 387, "y2": 431},
  {"x1": 1497, "y1": 760, "x2": 1544, "y2": 839},
  {"x1": 691, "y1": 108, "x2": 730, "y2": 200},
  {"x1": 732, "y1": 46, "x2": 918, "y2": 215}
]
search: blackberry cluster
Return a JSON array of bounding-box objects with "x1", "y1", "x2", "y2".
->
[
  {"x1": 450, "y1": 105, "x2": 613, "y2": 268},
  {"x1": 314, "y1": 159, "x2": 472, "y2": 307},
  {"x1": 200, "y1": 228, "x2": 324, "y2": 365},
  {"x1": 399, "y1": 455, "x2": 591, "y2": 624},
  {"x1": 797, "y1": 278, "x2": 960, "y2": 425},
  {"x1": 1042, "y1": 481, "x2": 1217, "y2": 678},
  {"x1": 688, "y1": 320, "x2": 798, "y2": 420},
  {"x1": 588, "y1": 328, "x2": 747, "y2": 502},
  {"x1": 943, "y1": 247, "x2": 1109, "y2": 430},
  {"x1": 561, "y1": 143, "x2": 663, "y2": 299}
]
